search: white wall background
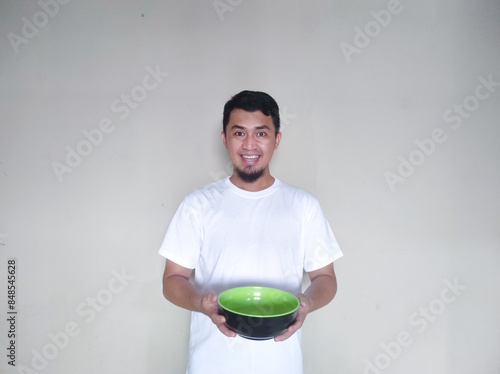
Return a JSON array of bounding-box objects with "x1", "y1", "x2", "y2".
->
[{"x1": 1, "y1": 1, "x2": 499, "y2": 373}]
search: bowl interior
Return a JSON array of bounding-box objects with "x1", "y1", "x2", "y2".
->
[{"x1": 218, "y1": 286, "x2": 300, "y2": 318}]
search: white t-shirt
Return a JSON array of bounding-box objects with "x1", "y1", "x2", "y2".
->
[{"x1": 158, "y1": 177, "x2": 343, "y2": 374}]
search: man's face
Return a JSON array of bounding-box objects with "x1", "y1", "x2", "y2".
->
[{"x1": 222, "y1": 108, "x2": 281, "y2": 184}]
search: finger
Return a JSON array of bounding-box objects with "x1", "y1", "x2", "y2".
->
[
  {"x1": 201, "y1": 292, "x2": 219, "y2": 313},
  {"x1": 274, "y1": 326, "x2": 294, "y2": 342},
  {"x1": 296, "y1": 308, "x2": 308, "y2": 321},
  {"x1": 274, "y1": 320, "x2": 302, "y2": 342},
  {"x1": 211, "y1": 313, "x2": 226, "y2": 325},
  {"x1": 205, "y1": 291, "x2": 217, "y2": 303},
  {"x1": 296, "y1": 294, "x2": 310, "y2": 310},
  {"x1": 273, "y1": 332, "x2": 288, "y2": 342},
  {"x1": 217, "y1": 322, "x2": 237, "y2": 338}
]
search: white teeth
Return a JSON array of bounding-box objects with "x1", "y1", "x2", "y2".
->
[{"x1": 242, "y1": 155, "x2": 259, "y2": 159}]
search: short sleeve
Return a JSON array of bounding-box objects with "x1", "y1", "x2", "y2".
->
[
  {"x1": 158, "y1": 194, "x2": 203, "y2": 269},
  {"x1": 303, "y1": 197, "x2": 343, "y2": 272}
]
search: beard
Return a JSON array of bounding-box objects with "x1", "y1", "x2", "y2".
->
[{"x1": 235, "y1": 165, "x2": 265, "y2": 183}]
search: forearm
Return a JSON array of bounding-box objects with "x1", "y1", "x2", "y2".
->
[
  {"x1": 303, "y1": 273, "x2": 337, "y2": 312},
  {"x1": 163, "y1": 274, "x2": 203, "y2": 313},
  {"x1": 275, "y1": 267, "x2": 338, "y2": 342}
]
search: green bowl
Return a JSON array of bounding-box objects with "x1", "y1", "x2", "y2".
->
[{"x1": 218, "y1": 286, "x2": 300, "y2": 340}]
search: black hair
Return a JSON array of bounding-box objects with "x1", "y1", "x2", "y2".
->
[{"x1": 222, "y1": 90, "x2": 280, "y2": 135}]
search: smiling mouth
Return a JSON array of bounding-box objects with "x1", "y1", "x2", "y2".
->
[{"x1": 241, "y1": 155, "x2": 260, "y2": 165}]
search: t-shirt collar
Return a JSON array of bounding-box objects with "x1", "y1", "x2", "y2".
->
[{"x1": 224, "y1": 177, "x2": 280, "y2": 198}]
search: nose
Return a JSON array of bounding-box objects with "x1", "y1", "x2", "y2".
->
[{"x1": 242, "y1": 136, "x2": 257, "y2": 150}]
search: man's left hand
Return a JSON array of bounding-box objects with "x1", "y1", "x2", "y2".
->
[{"x1": 274, "y1": 293, "x2": 310, "y2": 342}]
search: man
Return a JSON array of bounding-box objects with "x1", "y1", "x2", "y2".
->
[{"x1": 159, "y1": 90, "x2": 343, "y2": 374}]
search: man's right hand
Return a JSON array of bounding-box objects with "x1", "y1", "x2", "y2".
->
[
  {"x1": 200, "y1": 291, "x2": 237, "y2": 338},
  {"x1": 163, "y1": 260, "x2": 236, "y2": 338}
]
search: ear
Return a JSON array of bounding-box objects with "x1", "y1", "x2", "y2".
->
[
  {"x1": 221, "y1": 131, "x2": 227, "y2": 149},
  {"x1": 274, "y1": 131, "x2": 282, "y2": 150}
]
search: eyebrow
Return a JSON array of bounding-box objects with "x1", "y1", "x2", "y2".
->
[{"x1": 230, "y1": 124, "x2": 271, "y2": 131}]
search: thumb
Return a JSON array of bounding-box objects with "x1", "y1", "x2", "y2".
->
[{"x1": 206, "y1": 291, "x2": 217, "y2": 302}]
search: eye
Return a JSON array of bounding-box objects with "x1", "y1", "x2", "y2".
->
[
  {"x1": 234, "y1": 131, "x2": 244, "y2": 136},
  {"x1": 257, "y1": 131, "x2": 266, "y2": 137}
]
